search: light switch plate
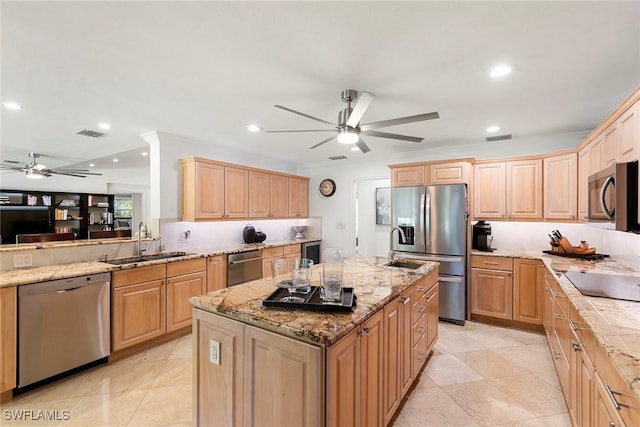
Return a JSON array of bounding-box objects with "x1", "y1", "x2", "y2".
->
[{"x1": 209, "y1": 340, "x2": 220, "y2": 365}]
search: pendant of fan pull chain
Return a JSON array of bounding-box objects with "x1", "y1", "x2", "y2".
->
[{"x1": 266, "y1": 89, "x2": 439, "y2": 153}]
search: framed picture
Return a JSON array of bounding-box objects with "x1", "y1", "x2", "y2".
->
[{"x1": 375, "y1": 187, "x2": 391, "y2": 225}]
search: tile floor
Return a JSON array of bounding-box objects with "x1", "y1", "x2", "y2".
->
[{"x1": 0, "y1": 322, "x2": 571, "y2": 426}]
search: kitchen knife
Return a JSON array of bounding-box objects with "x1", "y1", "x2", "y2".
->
[
  {"x1": 548, "y1": 234, "x2": 557, "y2": 243},
  {"x1": 555, "y1": 230, "x2": 563, "y2": 238}
]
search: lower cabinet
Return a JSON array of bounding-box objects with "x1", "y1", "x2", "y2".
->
[
  {"x1": 167, "y1": 259, "x2": 206, "y2": 332},
  {"x1": 0, "y1": 286, "x2": 17, "y2": 394},
  {"x1": 206, "y1": 254, "x2": 227, "y2": 292},
  {"x1": 193, "y1": 309, "x2": 323, "y2": 427}
]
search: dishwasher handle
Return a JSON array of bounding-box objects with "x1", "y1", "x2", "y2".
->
[{"x1": 229, "y1": 257, "x2": 263, "y2": 266}]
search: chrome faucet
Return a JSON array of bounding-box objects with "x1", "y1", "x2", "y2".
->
[
  {"x1": 137, "y1": 221, "x2": 147, "y2": 256},
  {"x1": 388, "y1": 227, "x2": 407, "y2": 261}
]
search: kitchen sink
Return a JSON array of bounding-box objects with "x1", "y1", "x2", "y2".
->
[
  {"x1": 385, "y1": 261, "x2": 422, "y2": 269},
  {"x1": 103, "y1": 251, "x2": 188, "y2": 265}
]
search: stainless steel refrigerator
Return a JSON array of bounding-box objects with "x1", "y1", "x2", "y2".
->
[{"x1": 392, "y1": 184, "x2": 468, "y2": 324}]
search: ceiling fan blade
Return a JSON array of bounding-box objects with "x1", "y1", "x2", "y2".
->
[
  {"x1": 355, "y1": 138, "x2": 371, "y2": 154},
  {"x1": 359, "y1": 112, "x2": 440, "y2": 132},
  {"x1": 274, "y1": 105, "x2": 338, "y2": 128},
  {"x1": 265, "y1": 129, "x2": 336, "y2": 133},
  {"x1": 0, "y1": 165, "x2": 24, "y2": 171},
  {"x1": 53, "y1": 170, "x2": 102, "y2": 176},
  {"x1": 361, "y1": 130, "x2": 424, "y2": 143},
  {"x1": 2, "y1": 159, "x2": 21, "y2": 164},
  {"x1": 49, "y1": 171, "x2": 88, "y2": 178},
  {"x1": 309, "y1": 135, "x2": 336, "y2": 149},
  {"x1": 346, "y1": 91, "x2": 375, "y2": 128}
]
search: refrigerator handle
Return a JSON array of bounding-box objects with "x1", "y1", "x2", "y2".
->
[{"x1": 424, "y1": 192, "x2": 430, "y2": 247}]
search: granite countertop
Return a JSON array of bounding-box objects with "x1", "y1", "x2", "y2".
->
[
  {"x1": 0, "y1": 238, "x2": 321, "y2": 288},
  {"x1": 189, "y1": 256, "x2": 438, "y2": 347},
  {"x1": 471, "y1": 248, "x2": 640, "y2": 401}
]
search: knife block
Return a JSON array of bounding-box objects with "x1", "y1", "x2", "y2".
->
[{"x1": 554, "y1": 236, "x2": 596, "y2": 255}]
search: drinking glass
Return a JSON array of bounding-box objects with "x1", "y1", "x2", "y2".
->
[
  {"x1": 292, "y1": 257, "x2": 313, "y2": 294},
  {"x1": 271, "y1": 258, "x2": 305, "y2": 303},
  {"x1": 321, "y1": 248, "x2": 343, "y2": 302}
]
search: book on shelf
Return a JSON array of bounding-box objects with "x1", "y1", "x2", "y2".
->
[
  {"x1": 96, "y1": 202, "x2": 109, "y2": 207},
  {"x1": 58, "y1": 199, "x2": 77, "y2": 207}
]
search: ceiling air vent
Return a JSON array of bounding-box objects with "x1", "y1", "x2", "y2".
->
[
  {"x1": 74, "y1": 129, "x2": 107, "y2": 138},
  {"x1": 486, "y1": 134, "x2": 512, "y2": 142},
  {"x1": 329, "y1": 156, "x2": 347, "y2": 160}
]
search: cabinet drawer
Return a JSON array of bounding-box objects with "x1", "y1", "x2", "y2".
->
[
  {"x1": 569, "y1": 304, "x2": 594, "y2": 361},
  {"x1": 471, "y1": 255, "x2": 513, "y2": 271},
  {"x1": 283, "y1": 244, "x2": 301, "y2": 255},
  {"x1": 546, "y1": 273, "x2": 568, "y2": 315},
  {"x1": 167, "y1": 258, "x2": 206, "y2": 277},
  {"x1": 412, "y1": 331, "x2": 428, "y2": 378},
  {"x1": 262, "y1": 246, "x2": 284, "y2": 258},
  {"x1": 412, "y1": 315, "x2": 427, "y2": 346},
  {"x1": 113, "y1": 264, "x2": 166, "y2": 287},
  {"x1": 412, "y1": 293, "x2": 427, "y2": 328}
]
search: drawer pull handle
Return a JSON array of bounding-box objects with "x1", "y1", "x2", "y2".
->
[
  {"x1": 554, "y1": 313, "x2": 565, "y2": 320},
  {"x1": 399, "y1": 296, "x2": 410, "y2": 304},
  {"x1": 416, "y1": 306, "x2": 426, "y2": 314},
  {"x1": 553, "y1": 292, "x2": 565, "y2": 298},
  {"x1": 417, "y1": 327, "x2": 426, "y2": 335},
  {"x1": 416, "y1": 287, "x2": 427, "y2": 292},
  {"x1": 553, "y1": 351, "x2": 563, "y2": 360},
  {"x1": 571, "y1": 341, "x2": 581, "y2": 352},
  {"x1": 426, "y1": 294, "x2": 436, "y2": 302},
  {"x1": 605, "y1": 384, "x2": 629, "y2": 409},
  {"x1": 483, "y1": 261, "x2": 499, "y2": 265}
]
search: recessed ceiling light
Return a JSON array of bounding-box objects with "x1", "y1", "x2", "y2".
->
[
  {"x1": 350, "y1": 147, "x2": 360, "y2": 152},
  {"x1": 112, "y1": 158, "x2": 119, "y2": 162},
  {"x1": 97, "y1": 123, "x2": 111, "y2": 130},
  {"x1": 489, "y1": 64, "x2": 513, "y2": 78},
  {"x1": 141, "y1": 152, "x2": 149, "y2": 156},
  {"x1": 486, "y1": 125, "x2": 500, "y2": 133},
  {"x1": 3, "y1": 102, "x2": 22, "y2": 110},
  {"x1": 89, "y1": 163, "x2": 95, "y2": 167},
  {"x1": 247, "y1": 124, "x2": 261, "y2": 133}
]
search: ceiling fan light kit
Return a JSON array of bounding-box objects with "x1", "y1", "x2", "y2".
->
[
  {"x1": 268, "y1": 89, "x2": 439, "y2": 154},
  {"x1": 1, "y1": 153, "x2": 103, "y2": 179}
]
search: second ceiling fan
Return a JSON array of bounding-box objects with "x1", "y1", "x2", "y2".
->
[{"x1": 267, "y1": 89, "x2": 439, "y2": 153}]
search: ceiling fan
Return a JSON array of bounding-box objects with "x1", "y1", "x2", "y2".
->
[
  {"x1": 267, "y1": 89, "x2": 439, "y2": 153},
  {"x1": 0, "y1": 153, "x2": 102, "y2": 179}
]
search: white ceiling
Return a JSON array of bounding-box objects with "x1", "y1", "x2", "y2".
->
[{"x1": 1, "y1": 1, "x2": 639, "y2": 174}]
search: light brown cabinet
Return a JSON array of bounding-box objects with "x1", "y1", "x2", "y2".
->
[
  {"x1": 225, "y1": 167, "x2": 249, "y2": 219},
  {"x1": 543, "y1": 152, "x2": 578, "y2": 220},
  {"x1": 112, "y1": 275, "x2": 166, "y2": 351},
  {"x1": 166, "y1": 259, "x2": 206, "y2": 333},
  {"x1": 288, "y1": 177, "x2": 309, "y2": 218},
  {"x1": 473, "y1": 162, "x2": 507, "y2": 219},
  {"x1": 513, "y1": 259, "x2": 543, "y2": 325},
  {"x1": 0, "y1": 286, "x2": 16, "y2": 394},
  {"x1": 577, "y1": 146, "x2": 590, "y2": 221},
  {"x1": 506, "y1": 159, "x2": 543, "y2": 219},
  {"x1": 383, "y1": 298, "x2": 401, "y2": 425},
  {"x1": 391, "y1": 165, "x2": 425, "y2": 187},
  {"x1": 180, "y1": 158, "x2": 225, "y2": 221},
  {"x1": 618, "y1": 100, "x2": 639, "y2": 162},
  {"x1": 470, "y1": 255, "x2": 513, "y2": 320},
  {"x1": 248, "y1": 171, "x2": 290, "y2": 218},
  {"x1": 603, "y1": 122, "x2": 618, "y2": 168},
  {"x1": 262, "y1": 244, "x2": 301, "y2": 278},
  {"x1": 430, "y1": 161, "x2": 470, "y2": 184},
  {"x1": 206, "y1": 254, "x2": 227, "y2": 292}
]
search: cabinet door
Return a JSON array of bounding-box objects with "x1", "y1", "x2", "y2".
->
[
  {"x1": 248, "y1": 170, "x2": 271, "y2": 218},
  {"x1": 603, "y1": 122, "x2": 618, "y2": 167},
  {"x1": 470, "y1": 268, "x2": 513, "y2": 320},
  {"x1": 618, "y1": 101, "x2": 639, "y2": 162},
  {"x1": 167, "y1": 271, "x2": 206, "y2": 332},
  {"x1": 513, "y1": 259, "x2": 543, "y2": 325},
  {"x1": 383, "y1": 298, "x2": 401, "y2": 426},
  {"x1": 589, "y1": 135, "x2": 604, "y2": 175},
  {"x1": 0, "y1": 287, "x2": 17, "y2": 393},
  {"x1": 506, "y1": 159, "x2": 542, "y2": 219},
  {"x1": 244, "y1": 325, "x2": 323, "y2": 427},
  {"x1": 399, "y1": 287, "x2": 414, "y2": 398},
  {"x1": 288, "y1": 178, "x2": 309, "y2": 218},
  {"x1": 360, "y1": 310, "x2": 384, "y2": 427},
  {"x1": 192, "y1": 309, "x2": 244, "y2": 427},
  {"x1": 430, "y1": 161, "x2": 469, "y2": 184},
  {"x1": 543, "y1": 153, "x2": 578, "y2": 220},
  {"x1": 425, "y1": 283, "x2": 439, "y2": 351},
  {"x1": 327, "y1": 328, "x2": 360, "y2": 427},
  {"x1": 112, "y1": 279, "x2": 166, "y2": 351},
  {"x1": 578, "y1": 147, "x2": 590, "y2": 221},
  {"x1": 225, "y1": 167, "x2": 249, "y2": 219},
  {"x1": 207, "y1": 255, "x2": 227, "y2": 292},
  {"x1": 473, "y1": 162, "x2": 506, "y2": 219},
  {"x1": 579, "y1": 349, "x2": 594, "y2": 427},
  {"x1": 181, "y1": 160, "x2": 224, "y2": 220},
  {"x1": 594, "y1": 372, "x2": 625, "y2": 427},
  {"x1": 391, "y1": 165, "x2": 425, "y2": 187},
  {"x1": 270, "y1": 174, "x2": 289, "y2": 217}
]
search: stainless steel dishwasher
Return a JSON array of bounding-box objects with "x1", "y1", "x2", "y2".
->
[
  {"x1": 18, "y1": 272, "x2": 111, "y2": 388},
  {"x1": 227, "y1": 249, "x2": 263, "y2": 286}
]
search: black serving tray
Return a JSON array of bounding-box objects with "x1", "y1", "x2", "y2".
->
[
  {"x1": 542, "y1": 250, "x2": 610, "y2": 261},
  {"x1": 263, "y1": 286, "x2": 356, "y2": 312}
]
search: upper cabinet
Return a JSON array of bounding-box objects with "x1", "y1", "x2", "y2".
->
[
  {"x1": 618, "y1": 100, "x2": 639, "y2": 163},
  {"x1": 391, "y1": 165, "x2": 425, "y2": 187},
  {"x1": 181, "y1": 157, "x2": 308, "y2": 221},
  {"x1": 390, "y1": 160, "x2": 472, "y2": 187},
  {"x1": 430, "y1": 161, "x2": 471, "y2": 185},
  {"x1": 543, "y1": 152, "x2": 578, "y2": 220},
  {"x1": 578, "y1": 147, "x2": 590, "y2": 221},
  {"x1": 473, "y1": 162, "x2": 506, "y2": 219}
]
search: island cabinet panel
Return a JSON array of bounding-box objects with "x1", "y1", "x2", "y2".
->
[
  {"x1": 513, "y1": 259, "x2": 543, "y2": 325},
  {"x1": 391, "y1": 165, "x2": 425, "y2": 187},
  {"x1": 327, "y1": 310, "x2": 384, "y2": 427},
  {"x1": 112, "y1": 279, "x2": 166, "y2": 351},
  {"x1": 543, "y1": 153, "x2": 578, "y2": 220},
  {"x1": 399, "y1": 286, "x2": 414, "y2": 398},
  {"x1": 473, "y1": 162, "x2": 506, "y2": 219},
  {"x1": 166, "y1": 270, "x2": 206, "y2": 332},
  {"x1": 0, "y1": 286, "x2": 17, "y2": 393},
  {"x1": 425, "y1": 283, "x2": 439, "y2": 351},
  {"x1": 244, "y1": 326, "x2": 323, "y2": 427},
  {"x1": 225, "y1": 167, "x2": 249, "y2": 219},
  {"x1": 207, "y1": 254, "x2": 227, "y2": 292},
  {"x1": 193, "y1": 310, "x2": 244, "y2": 427},
  {"x1": 383, "y1": 298, "x2": 401, "y2": 425}
]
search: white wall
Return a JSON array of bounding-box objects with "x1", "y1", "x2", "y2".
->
[{"x1": 356, "y1": 178, "x2": 391, "y2": 257}]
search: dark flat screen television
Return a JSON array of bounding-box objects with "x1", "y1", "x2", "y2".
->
[{"x1": 0, "y1": 206, "x2": 52, "y2": 244}]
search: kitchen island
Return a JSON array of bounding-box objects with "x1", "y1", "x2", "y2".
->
[{"x1": 189, "y1": 256, "x2": 439, "y2": 427}]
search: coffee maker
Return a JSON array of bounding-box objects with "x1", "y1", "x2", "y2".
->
[{"x1": 472, "y1": 221, "x2": 495, "y2": 252}]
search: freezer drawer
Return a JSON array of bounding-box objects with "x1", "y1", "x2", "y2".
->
[{"x1": 438, "y1": 275, "x2": 466, "y2": 324}]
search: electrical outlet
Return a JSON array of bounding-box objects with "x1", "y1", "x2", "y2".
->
[
  {"x1": 180, "y1": 230, "x2": 191, "y2": 243},
  {"x1": 209, "y1": 340, "x2": 220, "y2": 365},
  {"x1": 336, "y1": 222, "x2": 346, "y2": 230},
  {"x1": 14, "y1": 253, "x2": 33, "y2": 268}
]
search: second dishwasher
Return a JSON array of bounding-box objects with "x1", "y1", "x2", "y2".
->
[{"x1": 227, "y1": 249, "x2": 262, "y2": 286}]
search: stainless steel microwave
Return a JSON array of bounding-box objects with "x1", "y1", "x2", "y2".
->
[{"x1": 587, "y1": 160, "x2": 639, "y2": 232}]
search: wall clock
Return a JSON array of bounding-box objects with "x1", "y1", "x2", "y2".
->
[{"x1": 319, "y1": 179, "x2": 336, "y2": 197}]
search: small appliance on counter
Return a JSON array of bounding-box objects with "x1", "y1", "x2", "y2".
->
[
  {"x1": 242, "y1": 224, "x2": 256, "y2": 243},
  {"x1": 472, "y1": 221, "x2": 495, "y2": 252},
  {"x1": 254, "y1": 230, "x2": 267, "y2": 243}
]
